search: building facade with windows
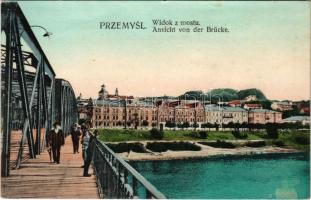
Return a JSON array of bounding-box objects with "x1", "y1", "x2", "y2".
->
[
  {"x1": 87, "y1": 84, "x2": 284, "y2": 129},
  {"x1": 248, "y1": 109, "x2": 282, "y2": 124},
  {"x1": 205, "y1": 106, "x2": 248, "y2": 125},
  {"x1": 77, "y1": 94, "x2": 94, "y2": 125},
  {"x1": 157, "y1": 100, "x2": 205, "y2": 127},
  {"x1": 91, "y1": 98, "x2": 206, "y2": 128},
  {"x1": 92, "y1": 99, "x2": 158, "y2": 128},
  {"x1": 271, "y1": 101, "x2": 293, "y2": 111}
]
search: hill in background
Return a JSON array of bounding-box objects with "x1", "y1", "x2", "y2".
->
[{"x1": 179, "y1": 88, "x2": 268, "y2": 102}]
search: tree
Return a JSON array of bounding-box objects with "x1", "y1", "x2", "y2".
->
[
  {"x1": 260, "y1": 101, "x2": 272, "y2": 110},
  {"x1": 240, "y1": 122, "x2": 248, "y2": 131},
  {"x1": 206, "y1": 88, "x2": 239, "y2": 102},
  {"x1": 214, "y1": 123, "x2": 219, "y2": 131},
  {"x1": 237, "y1": 88, "x2": 267, "y2": 101},
  {"x1": 233, "y1": 123, "x2": 241, "y2": 131},
  {"x1": 192, "y1": 122, "x2": 199, "y2": 130},
  {"x1": 265, "y1": 123, "x2": 279, "y2": 139},
  {"x1": 126, "y1": 121, "x2": 132, "y2": 127},
  {"x1": 280, "y1": 122, "x2": 293, "y2": 130},
  {"x1": 201, "y1": 123, "x2": 207, "y2": 130},
  {"x1": 227, "y1": 122, "x2": 235, "y2": 130},
  {"x1": 142, "y1": 120, "x2": 149, "y2": 128},
  {"x1": 199, "y1": 131, "x2": 208, "y2": 139},
  {"x1": 232, "y1": 130, "x2": 248, "y2": 139},
  {"x1": 177, "y1": 123, "x2": 183, "y2": 129},
  {"x1": 202, "y1": 123, "x2": 213, "y2": 131},
  {"x1": 183, "y1": 122, "x2": 190, "y2": 130},
  {"x1": 150, "y1": 128, "x2": 164, "y2": 140},
  {"x1": 254, "y1": 123, "x2": 264, "y2": 130},
  {"x1": 303, "y1": 123, "x2": 310, "y2": 129},
  {"x1": 178, "y1": 91, "x2": 203, "y2": 100},
  {"x1": 282, "y1": 107, "x2": 303, "y2": 119},
  {"x1": 294, "y1": 121, "x2": 303, "y2": 130},
  {"x1": 133, "y1": 113, "x2": 139, "y2": 129},
  {"x1": 165, "y1": 121, "x2": 175, "y2": 130}
]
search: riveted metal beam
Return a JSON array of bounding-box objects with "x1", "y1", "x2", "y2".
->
[
  {"x1": 1, "y1": 11, "x2": 14, "y2": 177},
  {"x1": 12, "y1": 14, "x2": 36, "y2": 159}
]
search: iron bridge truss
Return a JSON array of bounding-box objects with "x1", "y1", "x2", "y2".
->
[{"x1": 1, "y1": 2, "x2": 78, "y2": 177}]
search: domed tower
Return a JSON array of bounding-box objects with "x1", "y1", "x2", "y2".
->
[{"x1": 98, "y1": 84, "x2": 108, "y2": 100}]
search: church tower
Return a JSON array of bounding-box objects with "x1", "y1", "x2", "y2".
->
[
  {"x1": 98, "y1": 84, "x2": 108, "y2": 100},
  {"x1": 115, "y1": 87, "x2": 119, "y2": 96}
]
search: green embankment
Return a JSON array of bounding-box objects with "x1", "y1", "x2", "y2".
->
[{"x1": 98, "y1": 129, "x2": 310, "y2": 151}]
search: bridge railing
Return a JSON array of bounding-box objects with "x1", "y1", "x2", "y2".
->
[{"x1": 92, "y1": 139, "x2": 166, "y2": 199}]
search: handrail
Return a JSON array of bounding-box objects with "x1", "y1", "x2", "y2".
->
[
  {"x1": 99, "y1": 141, "x2": 166, "y2": 198},
  {"x1": 92, "y1": 139, "x2": 166, "y2": 199}
]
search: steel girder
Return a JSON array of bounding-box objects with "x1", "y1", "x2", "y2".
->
[
  {"x1": 1, "y1": 9, "x2": 14, "y2": 177},
  {"x1": 54, "y1": 79, "x2": 78, "y2": 137},
  {"x1": 1, "y1": 2, "x2": 57, "y2": 176},
  {"x1": 1, "y1": 2, "x2": 78, "y2": 177}
]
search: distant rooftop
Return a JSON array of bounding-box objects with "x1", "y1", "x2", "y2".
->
[
  {"x1": 249, "y1": 109, "x2": 279, "y2": 113},
  {"x1": 204, "y1": 105, "x2": 247, "y2": 112},
  {"x1": 283, "y1": 116, "x2": 310, "y2": 122}
]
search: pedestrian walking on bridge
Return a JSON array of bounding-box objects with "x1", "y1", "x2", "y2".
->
[
  {"x1": 71, "y1": 123, "x2": 81, "y2": 154},
  {"x1": 82, "y1": 130, "x2": 90, "y2": 161},
  {"x1": 47, "y1": 122, "x2": 65, "y2": 164},
  {"x1": 83, "y1": 129, "x2": 98, "y2": 177}
]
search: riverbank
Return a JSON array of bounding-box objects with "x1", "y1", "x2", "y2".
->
[
  {"x1": 115, "y1": 141, "x2": 302, "y2": 161},
  {"x1": 99, "y1": 129, "x2": 310, "y2": 151}
]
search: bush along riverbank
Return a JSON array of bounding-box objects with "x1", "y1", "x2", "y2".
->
[{"x1": 105, "y1": 140, "x2": 302, "y2": 161}]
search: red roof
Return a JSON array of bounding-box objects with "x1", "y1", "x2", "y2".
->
[
  {"x1": 228, "y1": 100, "x2": 241, "y2": 105},
  {"x1": 168, "y1": 101, "x2": 180, "y2": 107},
  {"x1": 300, "y1": 107, "x2": 310, "y2": 113},
  {"x1": 185, "y1": 103, "x2": 196, "y2": 108},
  {"x1": 245, "y1": 104, "x2": 261, "y2": 108}
]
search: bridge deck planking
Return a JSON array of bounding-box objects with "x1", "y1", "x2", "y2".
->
[
  {"x1": 9, "y1": 130, "x2": 37, "y2": 169},
  {"x1": 1, "y1": 137, "x2": 99, "y2": 199}
]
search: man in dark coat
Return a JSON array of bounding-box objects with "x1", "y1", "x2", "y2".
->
[
  {"x1": 83, "y1": 130, "x2": 98, "y2": 177},
  {"x1": 81, "y1": 123, "x2": 87, "y2": 138},
  {"x1": 48, "y1": 122, "x2": 65, "y2": 164},
  {"x1": 70, "y1": 123, "x2": 81, "y2": 154}
]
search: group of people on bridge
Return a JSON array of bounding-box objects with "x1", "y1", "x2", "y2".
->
[{"x1": 46, "y1": 122, "x2": 98, "y2": 177}]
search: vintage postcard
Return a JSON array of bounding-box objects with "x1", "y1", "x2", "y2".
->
[{"x1": 1, "y1": 1, "x2": 310, "y2": 199}]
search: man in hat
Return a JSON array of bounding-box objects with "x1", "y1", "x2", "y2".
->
[
  {"x1": 48, "y1": 122, "x2": 65, "y2": 164},
  {"x1": 70, "y1": 123, "x2": 81, "y2": 154}
]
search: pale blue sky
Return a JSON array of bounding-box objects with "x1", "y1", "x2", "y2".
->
[{"x1": 18, "y1": 1, "x2": 310, "y2": 100}]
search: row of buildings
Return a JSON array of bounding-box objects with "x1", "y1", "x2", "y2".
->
[
  {"x1": 228, "y1": 97, "x2": 310, "y2": 114},
  {"x1": 77, "y1": 85, "x2": 285, "y2": 129}
]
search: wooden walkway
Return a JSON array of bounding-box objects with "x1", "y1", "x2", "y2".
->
[{"x1": 1, "y1": 137, "x2": 99, "y2": 198}]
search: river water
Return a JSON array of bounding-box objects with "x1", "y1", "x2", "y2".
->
[{"x1": 130, "y1": 153, "x2": 310, "y2": 199}]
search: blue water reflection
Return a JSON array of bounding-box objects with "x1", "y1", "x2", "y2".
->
[{"x1": 130, "y1": 153, "x2": 310, "y2": 199}]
